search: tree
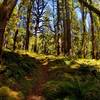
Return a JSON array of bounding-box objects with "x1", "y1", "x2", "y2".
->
[
  {"x1": 64, "y1": 0, "x2": 71, "y2": 55},
  {"x1": 13, "y1": 29, "x2": 18, "y2": 51},
  {"x1": 81, "y1": 2, "x2": 87, "y2": 58},
  {"x1": 0, "y1": 0, "x2": 18, "y2": 63},
  {"x1": 89, "y1": 0, "x2": 96, "y2": 59},
  {"x1": 78, "y1": 0, "x2": 100, "y2": 16},
  {"x1": 56, "y1": 0, "x2": 60, "y2": 55},
  {"x1": 32, "y1": 0, "x2": 47, "y2": 52},
  {"x1": 41, "y1": 8, "x2": 51, "y2": 54},
  {"x1": 25, "y1": 0, "x2": 32, "y2": 50}
]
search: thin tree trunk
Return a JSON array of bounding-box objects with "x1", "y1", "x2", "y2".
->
[
  {"x1": 81, "y1": 3, "x2": 87, "y2": 58},
  {"x1": 52, "y1": 0, "x2": 57, "y2": 55},
  {"x1": 0, "y1": 27, "x2": 6, "y2": 64},
  {"x1": 0, "y1": 6, "x2": 8, "y2": 63},
  {"x1": 42, "y1": 32, "x2": 47, "y2": 54},
  {"x1": 34, "y1": 20, "x2": 39, "y2": 53},
  {"x1": 56, "y1": 0, "x2": 60, "y2": 55},
  {"x1": 61, "y1": 0, "x2": 65, "y2": 55},
  {"x1": 64, "y1": 0, "x2": 71, "y2": 56},
  {"x1": 34, "y1": 0, "x2": 40, "y2": 53},
  {"x1": 25, "y1": 1, "x2": 32, "y2": 50},
  {"x1": 89, "y1": 0, "x2": 96, "y2": 59},
  {"x1": 13, "y1": 29, "x2": 18, "y2": 51}
]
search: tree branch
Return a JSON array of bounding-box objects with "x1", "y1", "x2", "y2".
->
[{"x1": 78, "y1": 0, "x2": 100, "y2": 16}]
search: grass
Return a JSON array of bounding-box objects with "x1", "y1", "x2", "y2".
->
[
  {"x1": 0, "y1": 50, "x2": 41, "y2": 99},
  {"x1": 0, "y1": 50, "x2": 100, "y2": 100}
]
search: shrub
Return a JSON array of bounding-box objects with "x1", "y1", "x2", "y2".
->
[
  {"x1": 43, "y1": 81, "x2": 74, "y2": 100},
  {"x1": 0, "y1": 86, "x2": 24, "y2": 100}
]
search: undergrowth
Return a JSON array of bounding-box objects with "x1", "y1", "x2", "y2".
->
[{"x1": 0, "y1": 50, "x2": 100, "y2": 100}]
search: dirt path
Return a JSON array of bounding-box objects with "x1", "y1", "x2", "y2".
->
[{"x1": 27, "y1": 58, "x2": 49, "y2": 100}]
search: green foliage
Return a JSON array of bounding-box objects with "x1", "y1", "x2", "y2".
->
[
  {"x1": 0, "y1": 86, "x2": 10, "y2": 96},
  {"x1": 43, "y1": 77, "x2": 100, "y2": 100},
  {"x1": 0, "y1": 50, "x2": 100, "y2": 100},
  {"x1": 0, "y1": 86, "x2": 24, "y2": 100},
  {"x1": 38, "y1": 33, "x2": 56, "y2": 54},
  {"x1": 5, "y1": 63, "x2": 25, "y2": 80},
  {"x1": 0, "y1": 51, "x2": 41, "y2": 98},
  {"x1": 19, "y1": 79, "x2": 34, "y2": 96},
  {"x1": 77, "y1": 64, "x2": 97, "y2": 74},
  {"x1": 43, "y1": 81, "x2": 74, "y2": 100},
  {"x1": 1, "y1": 51, "x2": 37, "y2": 80},
  {"x1": 0, "y1": 0, "x2": 100, "y2": 99},
  {"x1": 42, "y1": 57, "x2": 100, "y2": 100}
]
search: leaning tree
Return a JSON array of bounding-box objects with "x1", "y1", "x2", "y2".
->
[{"x1": 0, "y1": 0, "x2": 18, "y2": 63}]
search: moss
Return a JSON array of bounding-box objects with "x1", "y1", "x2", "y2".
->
[
  {"x1": 0, "y1": 86, "x2": 24, "y2": 100},
  {"x1": 0, "y1": 86, "x2": 10, "y2": 96},
  {"x1": 1, "y1": 50, "x2": 100, "y2": 100}
]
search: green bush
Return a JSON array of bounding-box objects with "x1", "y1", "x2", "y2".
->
[
  {"x1": 2, "y1": 51, "x2": 37, "y2": 80},
  {"x1": 43, "y1": 76, "x2": 100, "y2": 100},
  {"x1": 43, "y1": 81, "x2": 75, "y2": 100},
  {"x1": 0, "y1": 86, "x2": 24, "y2": 100},
  {"x1": 0, "y1": 86, "x2": 10, "y2": 96}
]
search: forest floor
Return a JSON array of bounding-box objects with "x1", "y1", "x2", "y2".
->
[
  {"x1": 27, "y1": 58, "x2": 49, "y2": 100},
  {"x1": 0, "y1": 50, "x2": 100, "y2": 100}
]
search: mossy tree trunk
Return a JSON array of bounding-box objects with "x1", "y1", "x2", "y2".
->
[{"x1": 89, "y1": 0, "x2": 96, "y2": 59}]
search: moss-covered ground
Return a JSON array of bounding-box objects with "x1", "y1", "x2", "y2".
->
[{"x1": 0, "y1": 50, "x2": 100, "y2": 100}]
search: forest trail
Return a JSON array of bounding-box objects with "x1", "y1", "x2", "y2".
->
[{"x1": 27, "y1": 58, "x2": 49, "y2": 100}]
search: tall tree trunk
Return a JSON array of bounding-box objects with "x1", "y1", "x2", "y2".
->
[
  {"x1": 42, "y1": 31, "x2": 47, "y2": 54},
  {"x1": 89, "y1": 0, "x2": 96, "y2": 59},
  {"x1": 0, "y1": 0, "x2": 18, "y2": 63},
  {"x1": 0, "y1": 24, "x2": 6, "y2": 64},
  {"x1": 81, "y1": 3, "x2": 86, "y2": 58},
  {"x1": 25, "y1": 1, "x2": 32, "y2": 50},
  {"x1": 13, "y1": 29, "x2": 18, "y2": 51},
  {"x1": 34, "y1": 0, "x2": 40, "y2": 53},
  {"x1": 66, "y1": 0, "x2": 71, "y2": 55},
  {"x1": 52, "y1": 0, "x2": 57, "y2": 54},
  {"x1": 56, "y1": 0, "x2": 60, "y2": 55},
  {"x1": 64, "y1": 0, "x2": 71, "y2": 56},
  {"x1": 61, "y1": 0, "x2": 65, "y2": 55},
  {"x1": 34, "y1": 19, "x2": 39, "y2": 53}
]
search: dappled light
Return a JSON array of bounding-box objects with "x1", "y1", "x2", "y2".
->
[{"x1": 0, "y1": 0, "x2": 100, "y2": 100}]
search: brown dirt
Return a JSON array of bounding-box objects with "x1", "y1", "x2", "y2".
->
[{"x1": 27, "y1": 59, "x2": 49, "y2": 100}]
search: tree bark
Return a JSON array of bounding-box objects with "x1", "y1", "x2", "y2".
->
[
  {"x1": 56, "y1": 0, "x2": 60, "y2": 55},
  {"x1": 0, "y1": 0, "x2": 18, "y2": 64},
  {"x1": 34, "y1": 19, "x2": 39, "y2": 53},
  {"x1": 25, "y1": 1, "x2": 32, "y2": 50},
  {"x1": 89, "y1": 0, "x2": 96, "y2": 59},
  {"x1": 78, "y1": 0, "x2": 100, "y2": 16},
  {"x1": 81, "y1": 3, "x2": 87, "y2": 58},
  {"x1": 64, "y1": 0, "x2": 71, "y2": 56},
  {"x1": 13, "y1": 29, "x2": 18, "y2": 51}
]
